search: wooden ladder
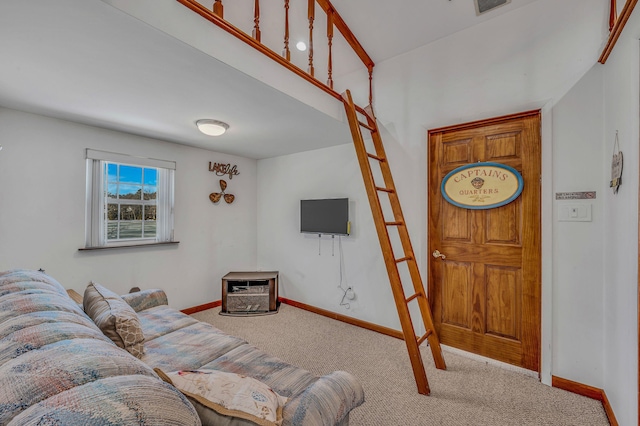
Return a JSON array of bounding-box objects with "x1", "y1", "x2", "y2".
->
[{"x1": 341, "y1": 90, "x2": 446, "y2": 395}]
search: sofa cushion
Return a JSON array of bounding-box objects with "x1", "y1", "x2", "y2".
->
[
  {"x1": 283, "y1": 371, "x2": 365, "y2": 426},
  {"x1": 0, "y1": 338, "x2": 157, "y2": 424},
  {"x1": 0, "y1": 270, "x2": 67, "y2": 297},
  {"x1": 83, "y1": 282, "x2": 145, "y2": 358},
  {"x1": 121, "y1": 288, "x2": 169, "y2": 312},
  {"x1": 7, "y1": 375, "x2": 201, "y2": 426},
  {"x1": 156, "y1": 369, "x2": 287, "y2": 426},
  {"x1": 0, "y1": 292, "x2": 88, "y2": 328},
  {"x1": 0, "y1": 321, "x2": 112, "y2": 368},
  {"x1": 136, "y1": 304, "x2": 200, "y2": 341},
  {"x1": 201, "y1": 344, "x2": 318, "y2": 399},
  {"x1": 0, "y1": 310, "x2": 97, "y2": 341},
  {"x1": 141, "y1": 321, "x2": 246, "y2": 371}
]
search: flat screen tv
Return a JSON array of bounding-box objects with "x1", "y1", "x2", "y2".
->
[{"x1": 300, "y1": 198, "x2": 350, "y2": 236}]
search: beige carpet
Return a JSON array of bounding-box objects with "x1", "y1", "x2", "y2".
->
[{"x1": 192, "y1": 304, "x2": 608, "y2": 426}]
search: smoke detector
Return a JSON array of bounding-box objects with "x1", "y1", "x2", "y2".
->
[{"x1": 475, "y1": 0, "x2": 511, "y2": 15}]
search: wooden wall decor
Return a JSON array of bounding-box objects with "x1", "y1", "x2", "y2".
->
[
  {"x1": 209, "y1": 179, "x2": 235, "y2": 204},
  {"x1": 209, "y1": 162, "x2": 240, "y2": 179}
]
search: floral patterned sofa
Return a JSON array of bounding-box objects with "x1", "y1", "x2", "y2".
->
[{"x1": 0, "y1": 270, "x2": 365, "y2": 425}]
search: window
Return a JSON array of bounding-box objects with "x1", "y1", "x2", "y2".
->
[
  {"x1": 105, "y1": 164, "x2": 158, "y2": 240},
  {"x1": 86, "y1": 149, "x2": 175, "y2": 248}
]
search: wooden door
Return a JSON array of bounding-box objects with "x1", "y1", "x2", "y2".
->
[{"x1": 428, "y1": 111, "x2": 541, "y2": 372}]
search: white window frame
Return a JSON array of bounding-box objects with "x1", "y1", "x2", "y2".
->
[{"x1": 85, "y1": 149, "x2": 175, "y2": 248}]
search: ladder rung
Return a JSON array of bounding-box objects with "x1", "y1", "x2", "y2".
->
[
  {"x1": 385, "y1": 221, "x2": 404, "y2": 227},
  {"x1": 417, "y1": 329, "x2": 433, "y2": 346},
  {"x1": 358, "y1": 120, "x2": 376, "y2": 132},
  {"x1": 405, "y1": 292, "x2": 421, "y2": 303},
  {"x1": 376, "y1": 186, "x2": 394, "y2": 193},
  {"x1": 367, "y1": 152, "x2": 385, "y2": 162},
  {"x1": 395, "y1": 256, "x2": 413, "y2": 263},
  {"x1": 354, "y1": 103, "x2": 369, "y2": 116}
]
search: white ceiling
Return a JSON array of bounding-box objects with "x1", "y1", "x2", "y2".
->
[
  {"x1": 0, "y1": 0, "x2": 542, "y2": 159},
  {"x1": 331, "y1": 0, "x2": 539, "y2": 63}
]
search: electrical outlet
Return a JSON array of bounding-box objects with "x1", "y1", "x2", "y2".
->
[
  {"x1": 345, "y1": 288, "x2": 356, "y2": 300},
  {"x1": 558, "y1": 203, "x2": 592, "y2": 222}
]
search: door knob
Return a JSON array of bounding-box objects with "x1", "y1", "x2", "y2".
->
[{"x1": 432, "y1": 250, "x2": 446, "y2": 260}]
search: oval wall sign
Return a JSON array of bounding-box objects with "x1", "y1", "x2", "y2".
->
[{"x1": 441, "y1": 162, "x2": 524, "y2": 210}]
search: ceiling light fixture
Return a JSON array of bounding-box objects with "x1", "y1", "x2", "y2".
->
[
  {"x1": 196, "y1": 119, "x2": 229, "y2": 136},
  {"x1": 296, "y1": 41, "x2": 307, "y2": 51}
]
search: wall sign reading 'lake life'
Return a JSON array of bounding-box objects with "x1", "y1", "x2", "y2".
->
[{"x1": 441, "y1": 162, "x2": 524, "y2": 210}]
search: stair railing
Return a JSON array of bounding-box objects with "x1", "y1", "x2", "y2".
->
[
  {"x1": 599, "y1": 0, "x2": 638, "y2": 63},
  {"x1": 177, "y1": 0, "x2": 375, "y2": 105}
]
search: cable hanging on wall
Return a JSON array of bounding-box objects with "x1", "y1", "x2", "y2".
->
[
  {"x1": 337, "y1": 236, "x2": 355, "y2": 308},
  {"x1": 332, "y1": 235, "x2": 335, "y2": 256}
]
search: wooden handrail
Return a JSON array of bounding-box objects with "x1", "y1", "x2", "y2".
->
[
  {"x1": 315, "y1": 0, "x2": 374, "y2": 70},
  {"x1": 176, "y1": 0, "x2": 374, "y2": 106},
  {"x1": 177, "y1": 0, "x2": 344, "y2": 102},
  {"x1": 315, "y1": 0, "x2": 375, "y2": 104},
  {"x1": 599, "y1": 0, "x2": 638, "y2": 63}
]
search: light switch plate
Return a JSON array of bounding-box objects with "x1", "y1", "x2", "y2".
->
[{"x1": 558, "y1": 203, "x2": 592, "y2": 222}]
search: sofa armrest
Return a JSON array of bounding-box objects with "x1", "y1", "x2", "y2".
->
[
  {"x1": 121, "y1": 289, "x2": 168, "y2": 312},
  {"x1": 284, "y1": 371, "x2": 364, "y2": 426},
  {"x1": 66, "y1": 289, "x2": 84, "y2": 305}
]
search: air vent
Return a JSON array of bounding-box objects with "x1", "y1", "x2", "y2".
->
[{"x1": 475, "y1": 0, "x2": 511, "y2": 15}]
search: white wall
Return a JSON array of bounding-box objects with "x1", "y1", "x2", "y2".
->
[
  {"x1": 551, "y1": 65, "x2": 605, "y2": 388},
  {"x1": 256, "y1": 143, "x2": 402, "y2": 329},
  {"x1": 0, "y1": 107, "x2": 258, "y2": 309},
  {"x1": 601, "y1": 8, "x2": 640, "y2": 424}
]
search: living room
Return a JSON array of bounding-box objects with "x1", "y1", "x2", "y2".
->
[{"x1": 1, "y1": 0, "x2": 638, "y2": 424}]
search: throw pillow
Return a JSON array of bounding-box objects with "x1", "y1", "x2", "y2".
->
[
  {"x1": 83, "y1": 282, "x2": 145, "y2": 358},
  {"x1": 155, "y1": 368, "x2": 287, "y2": 426}
]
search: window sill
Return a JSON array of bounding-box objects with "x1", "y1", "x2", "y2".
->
[{"x1": 79, "y1": 241, "x2": 180, "y2": 251}]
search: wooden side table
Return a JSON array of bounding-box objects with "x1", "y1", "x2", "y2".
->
[{"x1": 221, "y1": 271, "x2": 278, "y2": 316}]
